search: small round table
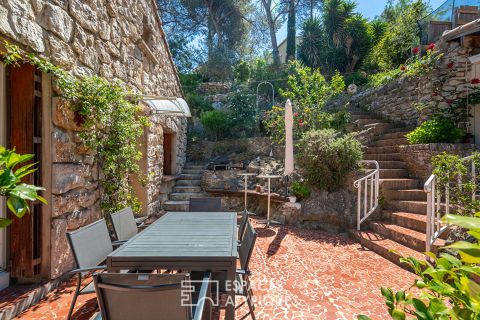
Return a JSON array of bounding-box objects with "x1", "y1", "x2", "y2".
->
[
  {"x1": 238, "y1": 173, "x2": 258, "y2": 216},
  {"x1": 257, "y1": 174, "x2": 283, "y2": 228}
]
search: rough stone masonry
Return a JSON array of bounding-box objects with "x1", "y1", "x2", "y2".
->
[{"x1": 0, "y1": 0, "x2": 187, "y2": 278}]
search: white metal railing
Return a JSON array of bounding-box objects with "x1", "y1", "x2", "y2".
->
[
  {"x1": 424, "y1": 155, "x2": 477, "y2": 252},
  {"x1": 354, "y1": 160, "x2": 380, "y2": 230}
]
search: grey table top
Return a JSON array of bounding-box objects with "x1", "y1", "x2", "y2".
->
[{"x1": 107, "y1": 212, "x2": 237, "y2": 264}]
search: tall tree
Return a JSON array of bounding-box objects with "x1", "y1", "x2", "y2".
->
[
  {"x1": 286, "y1": 0, "x2": 297, "y2": 61},
  {"x1": 260, "y1": 0, "x2": 288, "y2": 66}
]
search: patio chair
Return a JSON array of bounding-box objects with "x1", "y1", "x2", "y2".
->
[
  {"x1": 92, "y1": 272, "x2": 212, "y2": 320},
  {"x1": 237, "y1": 210, "x2": 249, "y2": 243},
  {"x1": 236, "y1": 221, "x2": 257, "y2": 320},
  {"x1": 189, "y1": 197, "x2": 221, "y2": 212},
  {"x1": 66, "y1": 219, "x2": 116, "y2": 320},
  {"x1": 111, "y1": 207, "x2": 146, "y2": 243}
]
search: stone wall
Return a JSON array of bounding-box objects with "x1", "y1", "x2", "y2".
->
[
  {"x1": 187, "y1": 137, "x2": 283, "y2": 163},
  {"x1": 398, "y1": 143, "x2": 477, "y2": 180},
  {"x1": 0, "y1": 0, "x2": 186, "y2": 279},
  {"x1": 348, "y1": 41, "x2": 472, "y2": 127}
]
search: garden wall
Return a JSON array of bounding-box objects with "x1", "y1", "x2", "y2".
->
[
  {"x1": 349, "y1": 41, "x2": 472, "y2": 127},
  {"x1": 0, "y1": 0, "x2": 186, "y2": 279},
  {"x1": 398, "y1": 143, "x2": 477, "y2": 180}
]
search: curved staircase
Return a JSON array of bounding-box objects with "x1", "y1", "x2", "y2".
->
[{"x1": 347, "y1": 109, "x2": 445, "y2": 269}]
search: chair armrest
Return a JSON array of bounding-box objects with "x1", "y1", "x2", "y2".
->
[
  {"x1": 193, "y1": 272, "x2": 212, "y2": 320},
  {"x1": 112, "y1": 240, "x2": 127, "y2": 247},
  {"x1": 70, "y1": 265, "x2": 107, "y2": 274},
  {"x1": 236, "y1": 269, "x2": 251, "y2": 276}
]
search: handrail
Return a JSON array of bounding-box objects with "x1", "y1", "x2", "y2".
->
[
  {"x1": 354, "y1": 160, "x2": 380, "y2": 230},
  {"x1": 424, "y1": 155, "x2": 477, "y2": 252}
]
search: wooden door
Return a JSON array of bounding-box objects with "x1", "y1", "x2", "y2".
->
[
  {"x1": 8, "y1": 64, "x2": 43, "y2": 280},
  {"x1": 163, "y1": 133, "x2": 173, "y2": 175}
]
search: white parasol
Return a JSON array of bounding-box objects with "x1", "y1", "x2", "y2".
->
[{"x1": 284, "y1": 99, "x2": 294, "y2": 176}]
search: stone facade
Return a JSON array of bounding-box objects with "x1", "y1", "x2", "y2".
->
[
  {"x1": 349, "y1": 41, "x2": 472, "y2": 127},
  {"x1": 398, "y1": 143, "x2": 477, "y2": 180},
  {"x1": 0, "y1": 0, "x2": 186, "y2": 279}
]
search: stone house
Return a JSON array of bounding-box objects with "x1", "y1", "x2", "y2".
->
[{"x1": 0, "y1": 0, "x2": 188, "y2": 287}]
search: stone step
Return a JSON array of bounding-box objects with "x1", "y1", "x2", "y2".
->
[
  {"x1": 371, "y1": 138, "x2": 408, "y2": 147},
  {"x1": 369, "y1": 222, "x2": 444, "y2": 252},
  {"x1": 354, "y1": 118, "x2": 390, "y2": 127},
  {"x1": 164, "y1": 200, "x2": 189, "y2": 211},
  {"x1": 387, "y1": 200, "x2": 427, "y2": 214},
  {"x1": 182, "y1": 169, "x2": 204, "y2": 174},
  {"x1": 379, "y1": 169, "x2": 409, "y2": 179},
  {"x1": 387, "y1": 212, "x2": 449, "y2": 239},
  {"x1": 349, "y1": 230, "x2": 426, "y2": 271},
  {"x1": 364, "y1": 122, "x2": 392, "y2": 131},
  {"x1": 170, "y1": 193, "x2": 205, "y2": 201},
  {"x1": 384, "y1": 189, "x2": 425, "y2": 201},
  {"x1": 379, "y1": 179, "x2": 420, "y2": 190},
  {"x1": 386, "y1": 127, "x2": 409, "y2": 133},
  {"x1": 377, "y1": 161, "x2": 407, "y2": 169},
  {"x1": 179, "y1": 174, "x2": 202, "y2": 180},
  {"x1": 176, "y1": 180, "x2": 202, "y2": 186},
  {"x1": 363, "y1": 153, "x2": 402, "y2": 161},
  {"x1": 350, "y1": 115, "x2": 378, "y2": 122},
  {"x1": 381, "y1": 131, "x2": 408, "y2": 140},
  {"x1": 173, "y1": 186, "x2": 202, "y2": 193},
  {"x1": 365, "y1": 146, "x2": 399, "y2": 154}
]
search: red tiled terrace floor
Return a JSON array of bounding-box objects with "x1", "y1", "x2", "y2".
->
[{"x1": 13, "y1": 219, "x2": 417, "y2": 319}]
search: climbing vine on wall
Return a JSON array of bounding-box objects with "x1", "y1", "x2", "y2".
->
[{"x1": 1, "y1": 42, "x2": 149, "y2": 214}]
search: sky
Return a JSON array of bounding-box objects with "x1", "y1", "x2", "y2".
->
[{"x1": 277, "y1": 0, "x2": 447, "y2": 40}]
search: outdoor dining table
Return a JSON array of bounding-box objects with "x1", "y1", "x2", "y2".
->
[{"x1": 106, "y1": 211, "x2": 238, "y2": 320}]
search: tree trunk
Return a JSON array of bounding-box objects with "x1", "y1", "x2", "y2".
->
[
  {"x1": 262, "y1": 0, "x2": 280, "y2": 66},
  {"x1": 286, "y1": 0, "x2": 296, "y2": 62}
]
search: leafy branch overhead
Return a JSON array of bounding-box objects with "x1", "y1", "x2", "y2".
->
[{"x1": 0, "y1": 146, "x2": 46, "y2": 228}]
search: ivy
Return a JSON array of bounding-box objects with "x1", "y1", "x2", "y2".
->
[{"x1": 1, "y1": 42, "x2": 149, "y2": 215}]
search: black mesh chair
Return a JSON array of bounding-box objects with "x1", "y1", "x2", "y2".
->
[
  {"x1": 189, "y1": 197, "x2": 221, "y2": 212},
  {"x1": 237, "y1": 211, "x2": 249, "y2": 243},
  {"x1": 92, "y1": 272, "x2": 212, "y2": 320},
  {"x1": 236, "y1": 221, "x2": 257, "y2": 320},
  {"x1": 66, "y1": 219, "x2": 116, "y2": 320},
  {"x1": 111, "y1": 207, "x2": 147, "y2": 243}
]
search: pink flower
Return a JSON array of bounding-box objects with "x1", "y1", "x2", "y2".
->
[
  {"x1": 427, "y1": 43, "x2": 435, "y2": 51},
  {"x1": 448, "y1": 62, "x2": 454, "y2": 69},
  {"x1": 400, "y1": 65, "x2": 407, "y2": 71},
  {"x1": 412, "y1": 47, "x2": 419, "y2": 54},
  {"x1": 294, "y1": 112, "x2": 299, "y2": 117},
  {"x1": 472, "y1": 78, "x2": 480, "y2": 84},
  {"x1": 298, "y1": 119, "x2": 304, "y2": 127}
]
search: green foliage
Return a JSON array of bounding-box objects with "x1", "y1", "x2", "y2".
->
[
  {"x1": 359, "y1": 212, "x2": 480, "y2": 320},
  {"x1": 226, "y1": 91, "x2": 256, "y2": 138},
  {"x1": 264, "y1": 62, "x2": 345, "y2": 144},
  {"x1": 431, "y1": 152, "x2": 480, "y2": 216},
  {"x1": 344, "y1": 71, "x2": 370, "y2": 86},
  {"x1": 369, "y1": 0, "x2": 429, "y2": 70},
  {"x1": 291, "y1": 181, "x2": 311, "y2": 200},
  {"x1": 200, "y1": 110, "x2": 229, "y2": 140},
  {"x1": 296, "y1": 129, "x2": 362, "y2": 191},
  {"x1": 1, "y1": 42, "x2": 147, "y2": 215},
  {"x1": 233, "y1": 60, "x2": 251, "y2": 83},
  {"x1": 406, "y1": 119, "x2": 464, "y2": 144},
  {"x1": 0, "y1": 146, "x2": 46, "y2": 227},
  {"x1": 298, "y1": 1, "x2": 375, "y2": 74},
  {"x1": 368, "y1": 47, "x2": 443, "y2": 88}
]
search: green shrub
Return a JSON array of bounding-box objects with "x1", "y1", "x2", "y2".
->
[
  {"x1": 200, "y1": 110, "x2": 229, "y2": 141},
  {"x1": 291, "y1": 181, "x2": 311, "y2": 200},
  {"x1": 297, "y1": 129, "x2": 363, "y2": 191},
  {"x1": 227, "y1": 92, "x2": 256, "y2": 138},
  {"x1": 406, "y1": 118, "x2": 464, "y2": 144}
]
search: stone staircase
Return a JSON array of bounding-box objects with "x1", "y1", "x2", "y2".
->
[
  {"x1": 347, "y1": 109, "x2": 445, "y2": 268},
  {"x1": 164, "y1": 164, "x2": 206, "y2": 212}
]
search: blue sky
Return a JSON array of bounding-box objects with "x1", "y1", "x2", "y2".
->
[{"x1": 277, "y1": 0, "x2": 447, "y2": 40}]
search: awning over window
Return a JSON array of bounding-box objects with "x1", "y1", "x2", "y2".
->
[{"x1": 141, "y1": 97, "x2": 191, "y2": 117}]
